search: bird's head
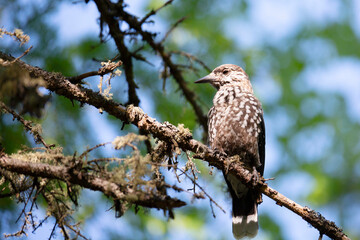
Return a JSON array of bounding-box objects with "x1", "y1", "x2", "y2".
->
[{"x1": 195, "y1": 64, "x2": 252, "y2": 91}]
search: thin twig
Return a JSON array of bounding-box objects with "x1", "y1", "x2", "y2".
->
[
  {"x1": 48, "y1": 221, "x2": 57, "y2": 240},
  {"x1": 11, "y1": 45, "x2": 33, "y2": 64},
  {"x1": 140, "y1": 0, "x2": 174, "y2": 24},
  {"x1": 171, "y1": 50, "x2": 212, "y2": 72},
  {"x1": 32, "y1": 215, "x2": 50, "y2": 233},
  {"x1": 179, "y1": 168, "x2": 226, "y2": 214},
  {"x1": 161, "y1": 17, "x2": 187, "y2": 43},
  {"x1": 0, "y1": 102, "x2": 53, "y2": 149},
  {"x1": 68, "y1": 61, "x2": 122, "y2": 84},
  {"x1": 87, "y1": 157, "x2": 125, "y2": 163},
  {"x1": 15, "y1": 185, "x2": 36, "y2": 223},
  {"x1": 184, "y1": 151, "x2": 200, "y2": 193},
  {"x1": 79, "y1": 142, "x2": 111, "y2": 159},
  {"x1": 65, "y1": 223, "x2": 88, "y2": 240}
]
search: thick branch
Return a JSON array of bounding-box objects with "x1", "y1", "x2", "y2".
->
[
  {"x1": 0, "y1": 51, "x2": 349, "y2": 240},
  {"x1": 0, "y1": 155, "x2": 185, "y2": 210}
]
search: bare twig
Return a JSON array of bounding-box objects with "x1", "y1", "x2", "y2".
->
[
  {"x1": 15, "y1": 185, "x2": 36, "y2": 223},
  {"x1": 171, "y1": 50, "x2": 212, "y2": 72},
  {"x1": 140, "y1": 0, "x2": 174, "y2": 24},
  {"x1": 183, "y1": 151, "x2": 200, "y2": 192},
  {"x1": 87, "y1": 157, "x2": 125, "y2": 163},
  {"x1": 32, "y1": 215, "x2": 50, "y2": 233},
  {"x1": 68, "y1": 60, "x2": 122, "y2": 84},
  {"x1": 79, "y1": 142, "x2": 111, "y2": 159},
  {"x1": 179, "y1": 168, "x2": 226, "y2": 214},
  {"x1": 48, "y1": 221, "x2": 57, "y2": 240},
  {"x1": 161, "y1": 17, "x2": 187, "y2": 43},
  {"x1": 0, "y1": 28, "x2": 32, "y2": 66},
  {"x1": 64, "y1": 223, "x2": 88, "y2": 240},
  {"x1": 0, "y1": 102, "x2": 54, "y2": 149},
  {"x1": 10, "y1": 45, "x2": 33, "y2": 64}
]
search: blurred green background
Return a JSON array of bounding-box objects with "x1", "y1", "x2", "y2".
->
[{"x1": 1, "y1": 0, "x2": 360, "y2": 239}]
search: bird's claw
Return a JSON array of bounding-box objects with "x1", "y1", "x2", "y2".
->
[
  {"x1": 213, "y1": 148, "x2": 227, "y2": 159},
  {"x1": 213, "y1": 148, "x2": 231, "y2": 173},
  {"x1": 250, "y1": 166, "x2": 260, "y2": 187}
]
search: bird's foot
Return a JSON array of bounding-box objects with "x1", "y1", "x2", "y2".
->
[
  {"x1": 213, "y1": 148, "x2": 232, "y2": 173},
  {"x1": 213, "y1": 148, "x2": 227, "y2": 159},
  {"x1": 250, "y1": 166, "x2": 260, "y2": 187}
]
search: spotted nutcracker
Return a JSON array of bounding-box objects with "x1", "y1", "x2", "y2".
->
[{"x1": 195, "y1": 64, "x2": 265, "y2": 239}]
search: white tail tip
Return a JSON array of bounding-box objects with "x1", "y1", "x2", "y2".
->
[{"x1": 232, "y1": 209, "x2": 258, "y2": 239}]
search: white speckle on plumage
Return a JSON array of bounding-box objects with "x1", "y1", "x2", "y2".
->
[
  {"x1": 218, "y1": 96, "x2": 225, "y2": 104},
  {"x1": 240, "y1": 100, "x2": 245, "y2": 109},
  {"x1": 229, "y1": 93, "x2": 234, "y2": 102}
]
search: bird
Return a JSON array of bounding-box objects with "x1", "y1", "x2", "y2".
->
[{"x1": 195, "y1": 64, "x2": 265, "y2": 239}]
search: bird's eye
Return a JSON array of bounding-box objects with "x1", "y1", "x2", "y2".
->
[{"x1": 223, "y1": 70, "x2": 229, "y2": 75}]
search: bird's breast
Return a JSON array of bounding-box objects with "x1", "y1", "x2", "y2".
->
[{"x1": 208, "y1": 92, "x2": 263, "y2": 157}]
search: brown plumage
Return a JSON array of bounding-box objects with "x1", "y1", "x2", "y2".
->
[{"x1": 196, "y1": 64, "x2": 265, "y2": 239}]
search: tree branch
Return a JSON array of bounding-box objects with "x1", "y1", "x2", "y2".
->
[
  {"x1": 0, "y1": 51, "x2": 349, "y2": 240},
  {"x1": 0, "y1": 155, "x2": 185, "y2": 210}
]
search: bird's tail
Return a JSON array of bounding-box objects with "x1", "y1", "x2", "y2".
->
[
  {"x1": 224, "y1": 171, "x2": 259, "y2": 239},
  {"x1": 232, "y1": 200, "x2": 258, "y2": 239}
]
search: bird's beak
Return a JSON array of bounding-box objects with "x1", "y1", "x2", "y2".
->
[{"x1": 195, "y1": 74, "x2": 216, "y2": 84}]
